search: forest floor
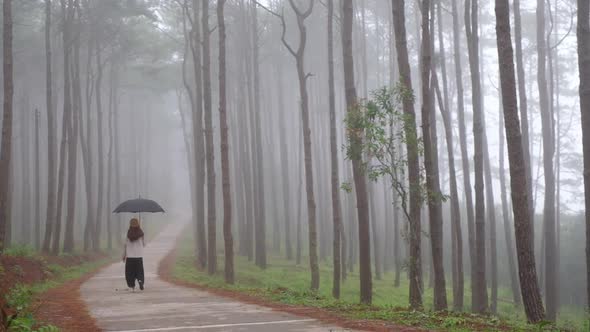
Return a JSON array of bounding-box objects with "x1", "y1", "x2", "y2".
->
[
  {"x1": 0, "y1": 247, "x2": 115, "y2": 331},
  {"x1": 166, "y1": 231, "x2": 588, "y2": 332}
]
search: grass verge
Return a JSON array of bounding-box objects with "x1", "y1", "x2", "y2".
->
[{"x1": 1, "y1": 250, "x2": 116, "y2": 332}]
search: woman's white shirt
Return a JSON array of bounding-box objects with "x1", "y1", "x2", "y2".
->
[{"x1": 126, "y1": 237, "x2": 145, "y2": 258}]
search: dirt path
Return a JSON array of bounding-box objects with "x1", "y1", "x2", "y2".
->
[{"x1": 80, "y1": 223, "x2": 353, "y2": 332}]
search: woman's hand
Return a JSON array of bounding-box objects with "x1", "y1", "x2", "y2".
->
[{"x1": 122, "y1": 255, "x2": 126, "y2": 262}]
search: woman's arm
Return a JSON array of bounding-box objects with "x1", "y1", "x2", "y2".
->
[{"x1": 122, "y1": 243, "x2": 127, "y2": 261}]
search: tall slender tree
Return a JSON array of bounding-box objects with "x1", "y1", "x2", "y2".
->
[
  {"x1": 94, "y1": 34, "x2": 105, "y2": 251},
  {"x1": 218, "y1": 0, "x2": 234, "y2": 284},
  {"x1": 391, "y1": 0, "x2": 422, "y2": 309},
  {"x1": 498, "y1": 98, "x2": 522, "y2": 306},
  {"x1": 513, "y1": 0, "x2": 535, "y2": 245},
  {"x1": 342, "y1": 0, "x2": 372, "y2": 304},
  {"x1": 259, "y1": 0, "x2": 319, "y2": 291},
  {"x1": 51, "y1": 0, "x2": 75, "y2": 254},
  {"x1": 536, "y1": 0, "x2": 557, "y2": 320},
  {"x1": 327, "y1": 0, "x2": 342, "y2": 299},
  {"x1": 480, "y1": 103, "x2": 499, "y2": 312},
  {"x1": 202, "y1": 0, "x2": 217, "y2": 276},
  {"x1": 465, "y1": 0, "x2": 487, "y2": 313},
  {"x1": 81, "y1": 3, "x2": 95, "y2": 251},
  {"x1": 276, "y1": 63, "x2": 293, "y2": 261},
  {"x1": 577, "y1": 0, "x2": 590, "y2": 314},
  {"x1": 42, "y1": 0, "x2": 56, "y2": 253},
  {"x1": 0, "y1": 0, "x2": 12, "y2": 252},
  {"x1": 63, "y1": 0, "x2": 78, "y2": 254},
  {"x1": 419, "y1": 0, "x2": 447, "y2": 311},
  {"x1": 433, "y1": 1, "x2": 463, "y2": 310},
  {"x1": 251, "y1": 0, "x2": 267, "y2": 269},
  {"x1": 106, "y1": 63, "x2": 115, "y2": 250},
  {"x1": 451, "y1": 0, "x2": 476, "y2": 286},
  {"x1": 34, "y1": 109, "x2": 41, "y2": 249},
  {"x1": 433, "y1": 71, "x2": 463, "y2": 310},
  {"x1": 494, "y1": 0, "x2": 545, "y2": 322},
  {"x1": 190, "y1": 0, "x2": 207, "y2": 269}
]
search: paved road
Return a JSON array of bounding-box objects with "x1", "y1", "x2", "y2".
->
[{"x1": 80, "y1": 223, "x2": 352, "y2": 332}]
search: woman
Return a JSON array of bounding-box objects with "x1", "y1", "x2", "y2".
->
[{"x1": 122, "y1": 218, "x2": 145, "y2": 291}]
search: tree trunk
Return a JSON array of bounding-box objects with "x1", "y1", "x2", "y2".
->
[
  {"x1": 342, "y1": 0, "x2": 371, "y2": 304},
  {"x1": 535, "y1": 0, "x2": 557, "y2": 321},
  {"x1": 276, "y1": 62, "x2": 292, "y2": 261},
  {"x1": 5, "y1": 166, "x2": 12, "y2": 247},
  {"x1": 494, "y1": 0, "x2": 546, "y2": 322},
  {"x1": 451, "y1": 0, "x2": 476, "y2": 292},
  {"x1": 81, "y1": 17, "x2": 95, "y2": 251},
  {"x1": 267, "y1": 0, "x2": 319, "y2": 291},
  {"x1": 93, "y1": 37, "x2": 104, "y2": 251},
  {"x1": 34, "y1": 109, "x2": 41, "y2": 250},
  {"x1": 393, "y1": 193, "x2": 401, "y2": 287},
  {"x1": 0, "y1": 0, "x2": 12, "y2": 252},
  {"x1": 191, "y1": 0, "x2": 207, "y2": 269},
  {"x1": 42, "y1": 0, "x2": 57, "y2": 253},
  {"x1": 465, "y1": 0, "x2": 487, "y2": 313},
  {"x1": 217, "y1": 0, "x2": 233, "y2": 284},
  {"x1": 106, "y1": 62, "x2": 116, "y2": 251},
  {"x1": 498, "y1": 98, "x2": 522, "y2": 306},
  {"x1": 369, "y1": 184, "x2": 381, "y2": 281},
  {"x1": 433, "y1": 2, "x2": 463, "y2": 310},
  {"x1": 52, "y1": 108, "x2": 68, "y2": 254},
  {"x1": 482, "y1": 112, "x2": 498, "y2": 313},
  {"x1": 327, "y1": 0, "x2": 342, "y2": 299},
  {"x1": 18, "y1": 98, "x2": 31, "y2": 246},
  {"x1": 296, "y1": 173, "x2": 302, "y2": 266},
  {"x1": 392, "y1": 0, "x2": 422, "y2": 310},
  {"x1": 513, "y1": 0, "x2": 535, "y2": 247},
  {"x1": 64, "y1": 0, "x2": 79, "y2": 253},
  {"x1": 236, "y1": 54, "x2": 252, "y2": 259},
  {"x1": 52, "y1": 0, "x2": 74, "y2": 254},
  {"x1": 202, "y1": 0, "x2": 217, "y2": 276},
  {"x1": 239, "y1": 3, "x2": 254, "y2": 261},
  {"x1": 549, "y1": 0, "x2": 560, "y2": 311},
  {"x1": 251, "y1": 2, "x2": 267, "y2": 269},
  {"x1": 433, "y1": 70, "x2": 463, "y2": 310},
  {"x1": 577, "y1": 0, "x2": 590, "y2": 314},
  {"x1": 420, "y1": 0, "x2": 447, "y2": 310}
]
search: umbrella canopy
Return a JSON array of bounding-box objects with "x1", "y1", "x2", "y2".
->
[{"x1": 113, "y1": 198, "x2": 165, "y2": 213}]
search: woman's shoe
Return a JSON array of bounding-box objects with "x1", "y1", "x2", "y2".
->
[{"x1": 139, "y1": 281, "x2": 144, "y2": 291}]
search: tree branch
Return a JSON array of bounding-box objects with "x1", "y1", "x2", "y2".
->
[
  {"x1": 288, "y1": 0, "x2": 314, "y2": 19},
  {"x1": 254, "y1": 0, "x2": 297, "y2": 57}
]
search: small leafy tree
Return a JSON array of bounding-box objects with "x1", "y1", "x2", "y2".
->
[{"x1": 344, "y1": 85, "x2": 428, "y2": 228}]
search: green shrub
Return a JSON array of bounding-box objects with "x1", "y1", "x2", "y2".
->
[
  {"x1": 4, "y1": 284, "x2": 59, "y2": 332},
  {"x1": 4, "y1": 246, "x2": 37, "y2": 258},
  {"x1": 6, "y1": 284, "x2": 32, "y2": 313}
]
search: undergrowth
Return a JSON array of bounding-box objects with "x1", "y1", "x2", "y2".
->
[{"x1": 3, "y1": 253, "x2": 114, "y2": 331}]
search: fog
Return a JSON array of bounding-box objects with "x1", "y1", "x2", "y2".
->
[{"x1": 0, "y1": 0, "x2": 588, "y2": 327}]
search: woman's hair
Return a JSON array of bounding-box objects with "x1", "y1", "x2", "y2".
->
[
  {"x1": 130, "y1": 218, "x2": 140, "y2": 228},
  {"x1": 127, "y1": 218, "x2": 144, "y2": 242}
]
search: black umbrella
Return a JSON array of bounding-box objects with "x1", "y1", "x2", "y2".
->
[{"x1": 113, "y1": 198, "x2": 165, "y2": 214}]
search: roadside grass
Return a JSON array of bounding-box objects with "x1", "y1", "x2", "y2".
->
[
  {"x1": 3, "y1": 245, "x2": 38, "y2": 259},
  {"x1": 3, "y1": 252, "x2": 115, "y2": 331},
  {"x1": 172, "y1": 233, "x2": 586, "y2": 331}
]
